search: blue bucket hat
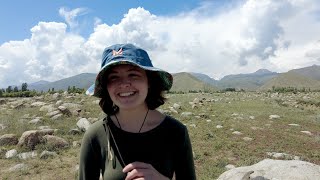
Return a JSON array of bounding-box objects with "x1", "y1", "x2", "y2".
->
[{"x1": 86, "y1": 43, "x2": 173, "y2": 97}]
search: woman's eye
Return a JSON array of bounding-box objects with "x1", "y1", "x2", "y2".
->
[
  {"x1": 129, "y1": 73, "x2": 140, "y2": 78},
  {"x1": 108, "y1": 75, "x2": 118, "y2": 81}
]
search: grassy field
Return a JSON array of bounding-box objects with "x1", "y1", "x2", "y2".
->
[{"x1": 0, "y1": 92, "x2": 319, "y2": 179}]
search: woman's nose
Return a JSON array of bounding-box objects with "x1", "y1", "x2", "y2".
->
[{"x1": 118, "y1": 77, "x2": 131, "y2": 87}]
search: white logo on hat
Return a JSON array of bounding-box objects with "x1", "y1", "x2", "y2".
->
[{"x1": 112, "y1": 48, "x2": 123, "y2": 56}]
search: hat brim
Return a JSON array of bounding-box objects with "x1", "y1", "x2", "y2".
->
[{"x1": 86, "y1": 59, "x2": 172, "y2": 97}]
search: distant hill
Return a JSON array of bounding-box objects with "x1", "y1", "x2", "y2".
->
[
  {"x1": 29, "y1": 73, "x2": 96, "y2": 92},
  {"x1": 218, "y1": 69, "x2": 278, "y2": 91},
  {"x1": 21, "y1": 64, "x2": 320, "y2": 93},
  {"x1": 190, "y1": 72, "x2": 219, "y2": 86},
  {"x1": 291, "y1": 64, "x2": 320, "y2": 80},
  {"x1": 171, "y1": 72, "x2": 218, "y2": 92},
  {"x1": 259, "y1": 71, "x2": 320, "y2": 91}
]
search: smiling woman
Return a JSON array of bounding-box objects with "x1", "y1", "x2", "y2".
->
[{"x1": 79, "y1": 43, "x2": 196, "y2": 180}]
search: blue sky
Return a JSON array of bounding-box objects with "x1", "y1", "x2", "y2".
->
[
  {"x1": 0, "y1": 0, "x2": 212, "y2": 43},
  {"x1": 1, "y1": 0, "x2": 320, "y2": 88}
]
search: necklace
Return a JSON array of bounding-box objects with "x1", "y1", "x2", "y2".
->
[{"x1": 114, "y1": 109, "x2": 149, "y2": 133}]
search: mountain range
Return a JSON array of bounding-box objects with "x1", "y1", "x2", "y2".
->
[{"x1": 22, "y1": 64, "x2": 320, "y2": 92}]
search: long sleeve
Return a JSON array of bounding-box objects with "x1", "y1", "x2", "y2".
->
[
  {"x1": 175, "y1": 127, "x2": 196, "y2": 180},
  {"x1": 78, "y1": 129, "x2": 101, "y2": 180}
]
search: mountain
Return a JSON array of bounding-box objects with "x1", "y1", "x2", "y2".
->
[
  {"x1": 259, "y1": 71, "x2": 320, "y2": 91},
  {"x1": 291, "y1": 64, "x2": 320, "y2": 80},
  {"x1": 29, "y1": 73, "x2": 96, "y2": 92},
  {"x1": 171, "y1": 72, "x2": 218, "y2": 92},
  {"x1": 22, "y1": 64, "x2": 320, "y2": 93},
  {"x1": 218, "y1": 69, "x2": 278, "y2": 91},
  {"x1": 190, "y1": 72, "x2": 219, "y2": 86}
]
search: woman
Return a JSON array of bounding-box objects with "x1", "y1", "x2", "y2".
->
[{"x1": 79, "y1": 44, "x2": 196, "y2": 180}]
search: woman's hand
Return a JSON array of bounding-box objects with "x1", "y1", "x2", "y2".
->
[{"x1": 123, "y1": 162, "x2": 169, "y2": 180}]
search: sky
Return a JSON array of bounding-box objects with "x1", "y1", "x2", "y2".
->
[{"x1": 1, "y1": 0, "x2": 320, "y2": 88}]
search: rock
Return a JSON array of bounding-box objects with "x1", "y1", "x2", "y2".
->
[
  {"x1": 43, "y1": 135, "x2": 69, "y2": 148},
  {"x1": 28, "y1": 118, "x2": 42, "y2": 124},
  {"x1": 8, "y1": 163, "x2": 28, "y2": 172},
  {"x1": 17, "y1": 151, "x2": 37, "y2": 160},
  {"x1": 232, "y1": 131, "x2": 243, "y2": 135},
  {"x1": 31, "y1": 102, "x2": 46, "y2": 107},
  {"x1": 18, "y1": 129, "x2": 54, "y2": 149},
  {"x1": 216, "y1": 125, "x2": 223, "y2": 129},
  {"x1": 180, "y1": 112, "x2": 193, "y2": 118},
  {"x1": 301, "y1": 131, "x2": 312, "y2": 136},
  {"x1": 0, "y1": 134, "x2": 18, "y2": 146},
  {"x1": 77, "y1": 118, "x2": 91, "y2": 132},
  {"x1": 40, "y1": 150, "x2": 57, "y2": 159},
  {"x1": 243, "y1": 137, "x2": 253, "y2": 141},
  {"x1": 173, "y1": 103, "x2": 181, "y2": 110},
  {"x1": 69, "y1": 129, "x2": 81, "y2": 135},
  {"x1": 269, "y1": 114, "x2": 280, "y2": 119},
  {"x1": 5, "y1": 149, "x2": 18, "y2": 158},
  {"x1": 217, "y1": 159, "x2": 320, "y2": 180},
  {"x1": 58, "y1": 106, "x2": 72, "y2": 117}
]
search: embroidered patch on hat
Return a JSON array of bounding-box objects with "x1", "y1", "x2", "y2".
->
[{"x1": 112, "y1": 48, "x2": 123, "y2": 56}]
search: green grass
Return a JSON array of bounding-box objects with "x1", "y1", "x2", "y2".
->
[{"x1": 0, "y1": 92, "x2": 320, "y2": 179}]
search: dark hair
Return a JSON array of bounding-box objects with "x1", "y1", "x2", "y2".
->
[{"x1": 99, "y1": 70, "x2": 167, "y2": 115}]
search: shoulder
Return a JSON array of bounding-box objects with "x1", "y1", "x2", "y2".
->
[
  {"x1": 162, "y1": 115, "x2": 188, "y2": 133},
  {"x1": 82, "y1": 119, "x2": 106, "y2": 141}
]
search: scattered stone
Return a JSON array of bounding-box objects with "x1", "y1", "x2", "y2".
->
[
  {"x1": 69, "y1": 129, "x2": 81, "y2": 135},
  {"x1": 301, "y1": 131, "x2": 312, "y2": 136},
  {"x1": 51, "y1": 114, "x2": 63, "y2": 120},
  {"x1": 77, "y1": 118, "x2": 91, "y2": 132},
  {"x1": 216, "y1": 125, "x2": 223, "y2": 129},
  {"x1": 225, "y1": 164, "x2": 236, "y2": 170},
  {"x1": 0, "y1": 123, "x2": 7, "y2": 130},
  {"x1": 5, "y1": 149, "x2": 18, "y2": 158},
  {"x1": 190, "y1": 124, "x2": 196, "y2": 128},
  {"x1": 31, "y1": 102, "x2": 46, "y2": 107},
  {"x1": 243, "y1": 137, "x2": 253, "y2": 141},
  {"x1": 40, "y1": 150, "x2": 57, "y2": 159},
  {"x1": 8, "y1": 163, "x2": 28, "y2": 172},
  {"x1": 169, "y1": 107, "x2": 178, "y2": 114},
  {"x1": 28, "y1": 118, "x2": 42, "y2": 124},
  {"x1": 288, "y1": 124, "x2": 300, "y2": 127},
  {"x1": 217, "y1": 159, "x2": 320, "y2": 180},
  {"x1": 180, "y1": 112, "x2": 192, "y2": 118},
  {"x1": 249, "y1": 116, "x2": 255, "y2": 120},
  {"x1": 173, "y1": 103, "x2": 181, "y2": 110},
  {"x1": 17, "y1": 151, "x2": 37, "y2": 160},
  {"x1": 43, "y1": 135, "x2": 69, "y2": 148},
  {"x1": 0, "y1": 134, "x2": 18, "y2": 146},
  {"x1": 232, "y1": 131, "x2": 243, "y2": 135},
  {"x1": 269, "y1": 115, "x2": 280, "y2": 119},
  {"x1": 73, "y1": 141, "x2": 81, "y2": 147}
]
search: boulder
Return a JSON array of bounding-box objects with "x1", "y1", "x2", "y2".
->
[{"x1": 217, "y1": 159, "x2": 320, "y2": 180}]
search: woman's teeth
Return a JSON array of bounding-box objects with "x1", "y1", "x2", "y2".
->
[{"x1": 119, "y1": 92, "x2": 135, "y2": 97}]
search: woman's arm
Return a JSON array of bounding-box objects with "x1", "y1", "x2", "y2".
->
[
  {"x1": 78, "y1": 130, "x2": 101, "y2": 180},
  {"x1": 175, "y1": 127, "x2": 196, "y2": 180}
]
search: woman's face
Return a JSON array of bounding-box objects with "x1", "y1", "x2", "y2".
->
[{"x1": 106, "y1": 64, "x2": 149, "y2": 111}]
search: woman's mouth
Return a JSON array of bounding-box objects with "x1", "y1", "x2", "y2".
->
[{"x1": 118, "y1": 91, "x2": 136, "y2": 97}]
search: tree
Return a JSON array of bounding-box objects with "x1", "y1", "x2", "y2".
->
[
  {"x1": 21, "y1": 83, "x2": 28, "y2": 92},
  {"x1": 6, "y1": 86, "x2": 12, "y2": 93},
  {"x1": 0, "y1": 89, "x2": 2, "y2": 97},
  {"x1": 13, "y1": 86, "x2": 19, "y2": 92}
]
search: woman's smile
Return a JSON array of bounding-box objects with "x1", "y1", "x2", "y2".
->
[{"x1": 107, "y1": 64, "x2": 149, "y2": 110}]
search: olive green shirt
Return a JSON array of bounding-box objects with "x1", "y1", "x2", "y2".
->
[{"x1": 79, "y1": 115, "x2": 196, "y2": 180}]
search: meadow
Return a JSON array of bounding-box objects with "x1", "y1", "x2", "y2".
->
[{"x1": 0, "y1": 91, "x2": 319, "y2": 179}]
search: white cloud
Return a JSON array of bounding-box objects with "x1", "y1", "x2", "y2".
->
[
  {"x1": 1, "y1": 0, "x2": 320, "y2": 87},
  {"x1": 59, "y1": 7, "x2": 89, "y2": 31}
]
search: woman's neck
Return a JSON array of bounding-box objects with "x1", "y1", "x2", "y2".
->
[{"x1": 114, "y1": 105, "x2": 149, "y2": 131}]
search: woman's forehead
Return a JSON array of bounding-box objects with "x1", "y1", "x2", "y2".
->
[{"x1": 108, "y1": 64, "x2": 145, "y2": 73}]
